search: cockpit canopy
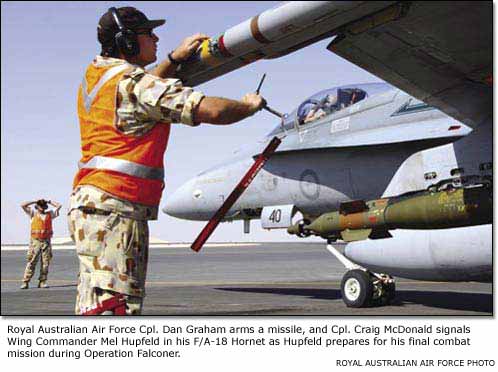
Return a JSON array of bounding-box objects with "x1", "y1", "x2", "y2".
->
[
  {"x1": 269, "y1": 83, "x2": 394, "y2": 135},
  {"x1": 297, "y1": 87, "x2": 366, "y2": 125}
]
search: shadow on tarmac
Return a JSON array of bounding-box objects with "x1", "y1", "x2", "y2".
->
[
  {"x1": 217, "y1": 287, "x2": 492, "y2": 314},
  {"x1": 393, "y1": 290, "x2": 492, "y2": 313}
]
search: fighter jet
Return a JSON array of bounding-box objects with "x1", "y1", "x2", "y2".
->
[{"x1": 164, "y1": 2, "x2": 492, "y2": 308}]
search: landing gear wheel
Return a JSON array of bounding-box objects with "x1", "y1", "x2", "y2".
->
[{"x1": 341, "y1": 269, "x2": 373, "y2": 308}]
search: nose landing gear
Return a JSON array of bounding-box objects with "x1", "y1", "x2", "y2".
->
[{"x1": 326, "y1": 241, "x2": 395, "y2": 308}]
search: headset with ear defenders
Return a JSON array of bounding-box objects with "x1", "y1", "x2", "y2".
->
[{"x1": 109, "y1": 7, "x2": 140, "y2": 57}]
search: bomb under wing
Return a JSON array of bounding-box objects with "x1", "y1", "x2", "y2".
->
[{"x1": 288, "y1": 179, "x2": 492, "y2": 242}]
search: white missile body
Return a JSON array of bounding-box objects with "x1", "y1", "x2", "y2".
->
[
  {"x1": 224, "y1": 2, "x2": 340, "y2": 56},
  {"x1": 177, "y1": 1, "x2": 396, "y2": 86}
]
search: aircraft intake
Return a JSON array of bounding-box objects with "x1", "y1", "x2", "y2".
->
[{"x1": 288, "y1": 180, "x2": 492, "y2": 242}]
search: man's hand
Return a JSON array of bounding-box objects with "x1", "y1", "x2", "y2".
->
[
  {"x1": 21, "y1": 200, "x2": 37, "y2": 216},
  {"x1": 149, "y1": 33, "x2": 209, "y2": 78},
  {"x1": 242, "y1": 93, "x2": 266, "y2": 115},
  {"x1": 171, "y1": 33, "x2": 209, "y2": 62}
]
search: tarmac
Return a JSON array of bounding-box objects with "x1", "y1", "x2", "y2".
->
[{"x1": 1, "y1": 243, "x2": 492, "y2": 316}]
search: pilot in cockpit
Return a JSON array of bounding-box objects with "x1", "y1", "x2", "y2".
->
[
  {"x1": 338, "y1": 88, "x2": 366, "y2": 109},
  {"x1": 304, "y1": 93, "x2": 338, "y2": 123}
]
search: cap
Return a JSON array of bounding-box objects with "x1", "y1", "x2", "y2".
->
[
  {"x1": 98, "y1": 7, "x2": 165, "y2": 44},
  {"x1": 36, "y1": 200, "x2": 48, "y2": 210}
]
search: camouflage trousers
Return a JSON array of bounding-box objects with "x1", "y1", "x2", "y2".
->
[
  {"x1": 68, "y1": 209, "x2": 149, "y2": 315},
  {"x1": 23, "y1": 238, "x2": 52, "y2": 283}
]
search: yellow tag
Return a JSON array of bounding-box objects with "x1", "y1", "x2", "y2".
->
[{"x1": 200, "y1": 40, "x2": 222, "y2": 67}]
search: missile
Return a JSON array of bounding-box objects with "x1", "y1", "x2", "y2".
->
[
  {"x1": 288, "y1": 181, "x2": 492, "y2": 242},
  {"x1": 176, "y1": 1, "x2": 402, "y2": 86}
]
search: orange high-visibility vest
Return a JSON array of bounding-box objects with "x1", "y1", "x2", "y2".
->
[
  {"x1": 73, "y1": 61, "x2": 171, "y2": 206},
  {"x1": 31, "y1": 213, "x2": 53, "y2": 240}
]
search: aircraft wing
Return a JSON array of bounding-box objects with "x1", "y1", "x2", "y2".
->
[{"x1": 326, "y1": 2, "x2": 492, "y2": 128}]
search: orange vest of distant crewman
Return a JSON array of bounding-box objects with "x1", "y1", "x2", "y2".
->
[
  {"x1": 31, "y1": 213, "x2": 53, "y2": 240},
  {"x1": 74, "y1": 61, "x2": 171, "y2": 207}
]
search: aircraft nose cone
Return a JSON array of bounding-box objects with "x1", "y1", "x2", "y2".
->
[
  {"x1": 163, "y1": 183, "x2": 192, "y2": 219},
  {"x1": 163, "y1": 179, "x2": 213, "y2": 220},
  {"x1": 163, "y1": 160, "x2": 247, "y2": 221}
]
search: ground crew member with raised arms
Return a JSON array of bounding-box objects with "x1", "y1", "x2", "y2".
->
[
  {"x1": 69, "y1": 7, "x2": 266, "y2": 315},
  {"x1": 21, "y1": 199, "x2": 62, "y2": 289}
]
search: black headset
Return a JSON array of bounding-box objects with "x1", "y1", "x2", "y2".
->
[{"x1": 109, "y1": 7, "x2": 140, "y2": 57}]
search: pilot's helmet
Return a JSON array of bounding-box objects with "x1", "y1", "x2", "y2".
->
[{"x1": 325, "y1": 94, "x2": 338, "y2": 106}]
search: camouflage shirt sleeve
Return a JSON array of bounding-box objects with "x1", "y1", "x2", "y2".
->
[{"x1": 116, "y1": 67, "x2": 205, "y2": 136}]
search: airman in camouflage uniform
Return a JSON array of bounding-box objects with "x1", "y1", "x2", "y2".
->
[
  {"x1": 69, "y1": 186, "x2": 152, "y2": 314},
  {"x1": 71, "y1": 7, "x2": 265, "y2": 315},
  {"x1": 21, "y1": 199, "x2": 62, "y2": 289}
]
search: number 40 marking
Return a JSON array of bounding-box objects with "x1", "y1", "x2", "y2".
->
[{"x1": 269, "y1": 209, "x2": 282, "y2": 223}]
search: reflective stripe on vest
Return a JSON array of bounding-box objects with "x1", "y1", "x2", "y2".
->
[
  {"x1": 81, "y1": 64, "x2": 130, "y2": 112},
  {"x1": 78, "y1": 156, "x2": 164, "y2": 181},
  {"x1": 75, "y1": 61, "x2": 170, "y2": 206}
]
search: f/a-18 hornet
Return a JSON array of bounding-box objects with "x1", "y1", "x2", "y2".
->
[{"x1": 163, "y1": 2, "x2": 492, "y2": 308}]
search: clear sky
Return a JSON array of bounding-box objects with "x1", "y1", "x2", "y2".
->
[{"x1": 1, "y1": 1, "x2": 381, "y2": 244}]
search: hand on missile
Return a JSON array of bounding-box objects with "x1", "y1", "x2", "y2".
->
[
  {"x1": 171, "y1": 33, "x2": 209, "y2": 62},
  {"x1": 242, "y1": 93, "x2": 266, "y2": 115}
]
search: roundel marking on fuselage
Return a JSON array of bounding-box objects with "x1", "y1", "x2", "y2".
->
[{"x1": 299, "y1": 169, "x2": 320, "y2": 201}]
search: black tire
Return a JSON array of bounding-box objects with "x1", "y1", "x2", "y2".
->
[{"x1": 341, "y1": 269, "x2": 373, "y2": 308}]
